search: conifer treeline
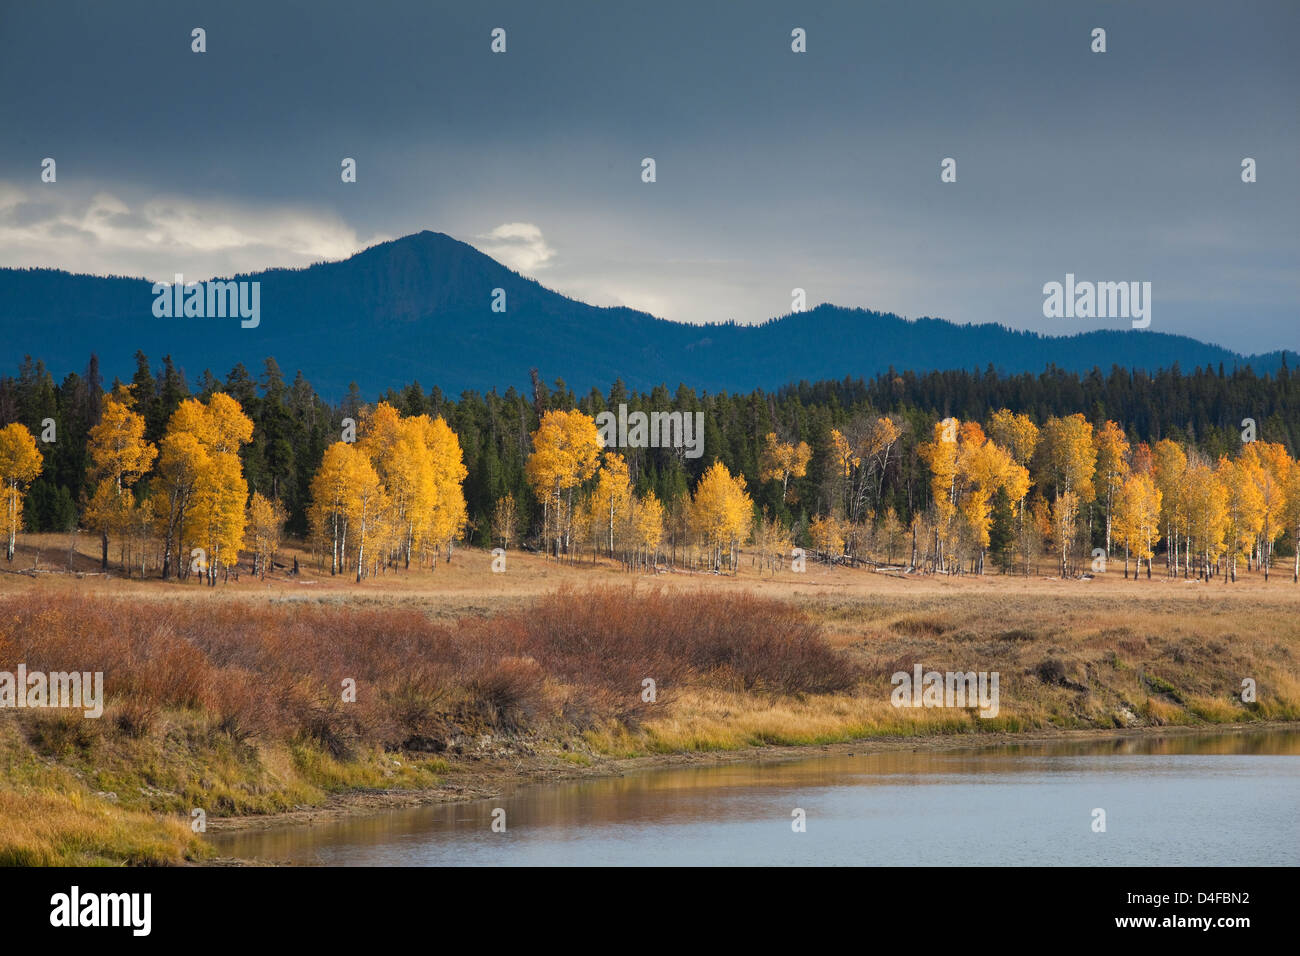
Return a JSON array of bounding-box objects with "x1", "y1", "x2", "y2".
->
[{"x1": 1, "y1": 352, "x2": 1297, "y2": 574}]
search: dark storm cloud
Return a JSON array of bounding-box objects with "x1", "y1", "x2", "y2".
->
[{"x1": 0, "y1": 0, "x2": 1295, "y2": 351}]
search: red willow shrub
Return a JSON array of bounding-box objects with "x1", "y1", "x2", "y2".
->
[
  {"x1": 0, "y1": 588, "x2": 857, "y2": 753},
  {"x1": 516, "y1": 586, "x2": 858, "y2": 696}
]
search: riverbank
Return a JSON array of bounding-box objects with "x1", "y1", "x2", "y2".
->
[
  {"x1": 208, "y1": 722, "x2": 1300, "y2": 869},
  {"x1": 204, "y1": 720, "x2": 1300, "y2": 843}
]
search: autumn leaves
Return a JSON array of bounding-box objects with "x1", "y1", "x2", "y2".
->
[
  {"x1": 910, "y1": 409, "x2": 1300, "y2": 582},
  {"x1": 6, "y1": 387, "x2": 474, "y2": 587},
  {"x1": 6, "y1": 383, "x2": 1299, "y2": 587},
  {"x1": 83, "y1": 389, "x2": 156, "y2": 570},
  {"x1": 80, "y1": 388, "x2": 252, "y2": 581},
  {"x1": 915, "y1": 411, "x2": 1154, "y2": 577},
  {"x1": 0, "y1": 423, "x2": 43, "y2": 561},
  {"x1": 524, "y1": 409, "x2": 751, "y2": 572},
  {"x1": 308, "y1": 403, "x2": 469, "y2": 583},
  {"x1": 156, "y1": 393, "x2": 254, "y2": 581},
  {"x1": 524, "y1": 409, "x2": 601, "y2": 558},
  {"x1": 1158, "y1": 439, "x2": 1298, "y2": 583},
  {"x1": 920, "y1": 417, "x2": 1030, "y2": 576}
]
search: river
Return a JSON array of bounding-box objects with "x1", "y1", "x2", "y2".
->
[{"x1": 208, "y1": 728, "x2": 1299, "y2": 866}]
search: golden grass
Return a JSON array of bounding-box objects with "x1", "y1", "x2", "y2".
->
[
  {"x1": 0, "y1": 788, "x2": 204, "y2": 866},
  {"x1": 0, "y1": 706, "x2": 447, "y2": 864},
  {"x1": 586, "y1": 687, "x2": 1014, "y2": 756}
]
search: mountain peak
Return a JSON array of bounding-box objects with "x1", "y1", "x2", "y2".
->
[{"x1": 0, "y1": 233, "x2": 1290, "y2": 397}]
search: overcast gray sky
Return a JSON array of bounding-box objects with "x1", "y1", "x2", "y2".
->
[{"x1": 1, "y1": 0, "x2": 1296, "y2": 353}]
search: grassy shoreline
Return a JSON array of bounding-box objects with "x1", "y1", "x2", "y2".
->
[
  {"x1": 201, "y1": 720, "x2": 1300, "y2": 846},
  {"x1": 5, "y1": 686, "x2": 1296, "y2": 864}
]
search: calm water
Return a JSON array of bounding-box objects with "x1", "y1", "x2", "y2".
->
[{"x1": 209, "y1": 729, "x2": 1300, "y2": 866}]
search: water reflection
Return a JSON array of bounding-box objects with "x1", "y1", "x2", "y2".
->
[{"x1": 208, "y1": 728, "x2": 1300, "y2": 866}]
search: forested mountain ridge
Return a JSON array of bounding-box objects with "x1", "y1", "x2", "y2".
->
[{"x1": 0, "y1": 230, "x2": 1293, "y2": 397}]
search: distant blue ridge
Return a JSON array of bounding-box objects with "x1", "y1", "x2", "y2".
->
[{"x1": 0, "y1": 230, "x2": 1292, "y2": 398}]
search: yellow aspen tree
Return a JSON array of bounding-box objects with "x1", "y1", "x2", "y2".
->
[
  {"x1": 1184, "y1": 457, "x2": 1228, "y2": 580},
  {"x1": 1219, "y1": 455, "x2": 1264, "y2": 583},
  {"x1": 759, "y1": 432, "x2": 812, "y2": 503},
  {"x1": 350, "y1": 452, "x2": 385, "y2": 583},
  {"x1": 989, "y1": 410, "x2": 1040, "y2": 468},
  {"x1": 1039, "y1": 414, "x2": 1096, "y2": 575},
  {"x1": 1094, "y1": 420, "x2": 1131, "y2": 557},
  {"x1": 357, "y1": 402, "x2": 404, "y2": 465},
  {"x1": 491, "y1": 492, "x2": 518, "y2": 550},
  {"x1": 590, "y1": 452, "x2": 632, "y2": 556},
  {"x1": 421, "y1": 415, "x2": 468, "y2": 565},
  {"x1": 989, "y1": 409, "x2": 1040, "y2": 575},
  {"x1": 157, "y1": 428, "x2": 208, "y2": 580},
  {"x1": 371, "y1": 491, "x2": 404, "y2": 579},
  {"x1": 1050, "y1": 490, "x2": 1079, "y2": 577},
  {"x1": 359, "y1": 405, "x2": 422, "y2": 568},
  {"x1": 203, "y1": 394, "x2": 253, "y2": 584},
  {"x1": 247, "y1": 492, "x2": 287, "y2": 579},
  {"x1": 358, "y1": 405, "x2": 408, "y2": 567},
  {"x1": 1241, "y1": 441, "x2": 1290, "y2": 580},
  {"x1": 752, "y1": 509, "x2": 793, "y2": 575},
  {"x1": 525, "y1": 409, "x2": 601, "y2": 558},
  {"x1": 0, "y1": 423, "x2": 43, "y2": 561},
  {"x1": 183, "y1": 395, "x2": 253, "y2": 584},
  {"x1": 920, "y1": 420, "x2": 1024, "y2": 574},
  {"x1": 128, "y1": 493, "x2": 156, "y2": 578},
  {"x1": 156, "y1": 394, "x2": 252, "y2": 581},
  {"x1": 635, "y1": 489, "x2": 665, "y2": 569},
  {"x1": 183, "y1": 456, "x2": 230, "y2": 584},
  {"x1": 205, "y1": 392, "x2": 255, "y2": 454},
  {"x1": 690, "y1": 461, "x2": 752, "y2": 572},
  {"x1": 176, "y1": 444, "x2": 218, "y2": 581},
  {"x1": 809, "y1": 513, "x2": 846, "y2": 562},
  {"x1": 1284, "y1": 457, "x2": 1300, "y2": 583},
  {"x1": 85, "y1": 388, "x2": 157, "y2": 569},
  {"x1": 309, "y1": 441, "x2": 360, "y2": 575},
  {"x1": 1039, "y1": 413, "x2": 1097, "y2": 501},
  {"x1": 396, "y1": 421, "x2": 436, "y2": 568},
  {"x1": 918, "y1": 419, "x2": 961, "y2": 572},
  {"x1": 1151, "y1": 438, "x2": 1188, "y2": 577},
  {"x1": 195, "y1": 450, "x2": 247, "y2": 584},
  {"x1": 1135, "y1": 474, "x2": 1163, "y2": 579},
  {"x1": 828, "y1": 428, "x2": 859, "y2": 517},
  {"x1": 1114, "y1": 472, "x2": 1162, "y2": 579},
  {"x1": 959, "y1": 430, "x2": 1028, "y2": 574}
]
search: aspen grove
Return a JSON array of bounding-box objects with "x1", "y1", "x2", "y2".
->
[{"x1": 2, "y1": 356, "x2": 1300, "y2": 584}]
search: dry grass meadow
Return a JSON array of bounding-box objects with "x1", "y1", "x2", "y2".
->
[{"x1": 2, "y1": 531, "x2": 1298, "y2": 864}]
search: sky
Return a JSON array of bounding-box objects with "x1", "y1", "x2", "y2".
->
[{"x1": 0, "y1": 0, "x2": 1296, "y2": 354}]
